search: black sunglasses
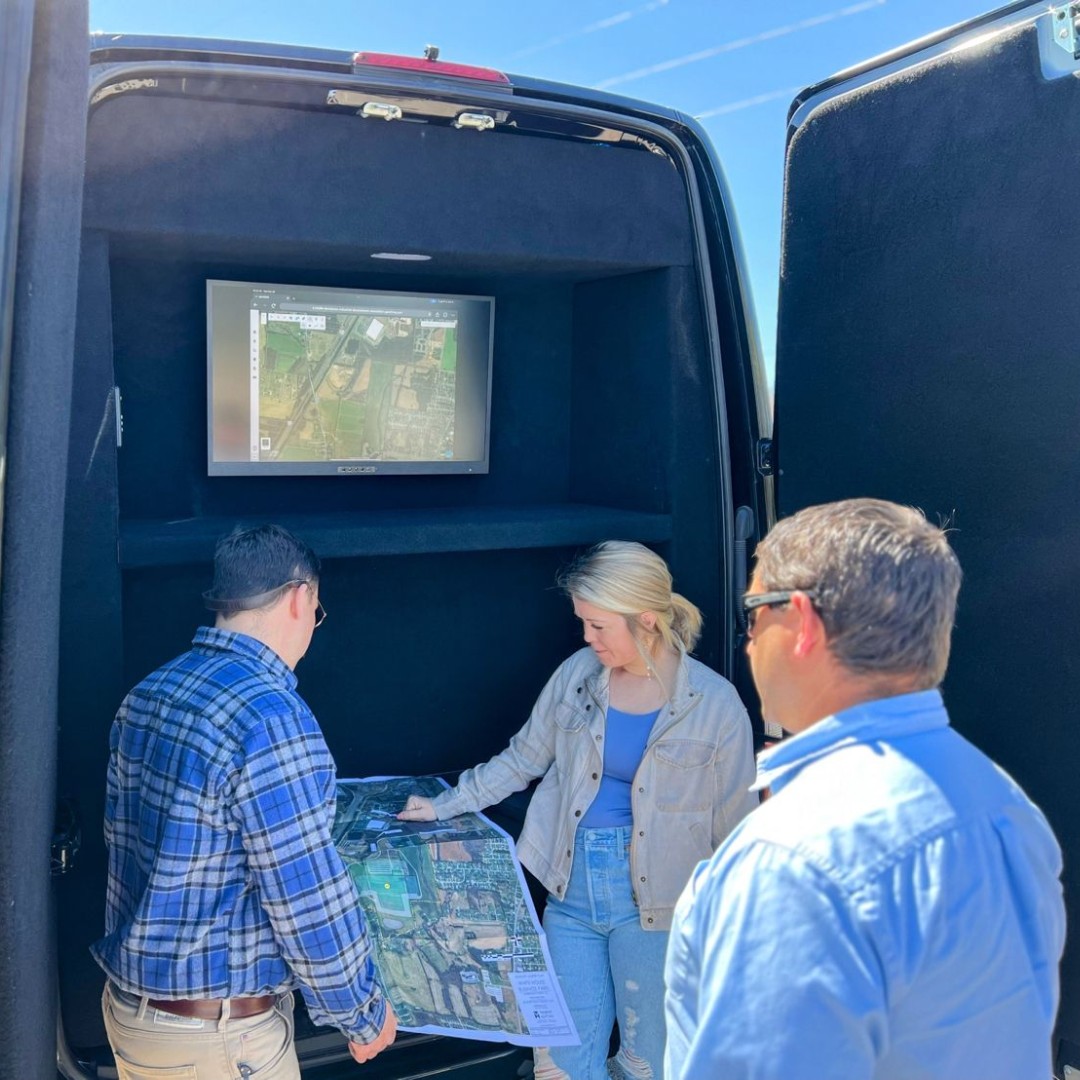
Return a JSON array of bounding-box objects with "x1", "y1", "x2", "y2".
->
[{"x1": 742, "y1": 589, "x2": 818, "y2": 633}]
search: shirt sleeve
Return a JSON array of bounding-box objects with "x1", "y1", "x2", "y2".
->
[
  {"x1": 230, "y1": 701, "x2": 387, "y2": 1044},
  {"x1": 666, "y1": 840, "x2": 886, "y2": 1080},
  {"x1": 103, "y1": 715, "x2": 120, "y2": 851},
  {"x1": 100, "y1": 716, "x2": 122, "y2": 934}
]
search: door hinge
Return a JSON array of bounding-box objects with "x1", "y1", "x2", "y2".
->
[
  {"x1": 1042, "y1": 5, "x2": 1080, "y2": 77},
  {"x1": 756, "y1": 437, "x2": 774, "y2": 477},
  {"x1": 1052, "y1": 3, "x2": 1080, "y2": 56}
]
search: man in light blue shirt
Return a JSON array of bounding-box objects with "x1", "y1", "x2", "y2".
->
[{"x1": 665, "y1": 498, "x2": 1065, "y2": 1080}]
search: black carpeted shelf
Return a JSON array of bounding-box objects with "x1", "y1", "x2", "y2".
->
[{"x1": 118, "y1": 503, "x2": 673, "y2": 567}]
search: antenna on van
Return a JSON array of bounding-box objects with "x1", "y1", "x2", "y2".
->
[{"x1": 423, "y1": 44, "x2": 440, "y2": 61}]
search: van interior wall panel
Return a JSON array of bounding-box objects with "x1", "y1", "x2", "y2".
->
[
  {"x1": 1, "y1": 0, "x2": 87, "y2": 1076},
  {"x1": 108, "y1": 258, "x2": 576, "y2": 521},
  {"x1": 775, "y1": 24, "x2": 1080, "y2": 1059},
  {"x1": 57, "y1": 86, "x2": 718, "y2": 1056},
  {"x1": 667, "y1": 288, "x2": 727, "y2": 672},
  {"x1": 56, "y1": 231, "x2": 126, "y2": 1048},
  {"x1": 571, "y1": 268, "x2": 723, "y2": 669},
  {"x1": 83, "y1": 95, "x2": 692, "y2": 275},
  {"x1": 121, "y1": 551, "x2": 581, "y2": 778},
  {"x1": 570, "y1": 271, "x2": 673, "y2": 515}
]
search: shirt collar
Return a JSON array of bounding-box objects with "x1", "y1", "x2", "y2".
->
[
  {"x1": 192, "y1": 625, "x2": 298, "y2": 691},
  {"x1": 752, "y1": 688, "x2": 949, "y2": 794}
]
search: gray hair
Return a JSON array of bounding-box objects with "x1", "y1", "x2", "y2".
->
[
  {"x1": 754, "y1": 499, "x2": 961, "y2": 688},
  {"x1": 557, "y1": 540, "x2": 703, "y2": 654}
]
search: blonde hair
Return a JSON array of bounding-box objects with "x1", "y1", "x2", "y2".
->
[{"x1": 557, "y1": 540, "x2": 703, "y2": 655}]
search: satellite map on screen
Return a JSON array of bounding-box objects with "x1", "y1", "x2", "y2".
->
[
  {"x1": 258, "y1": 312, "x2": 457, "y2": 463},
  {"x1": 332, "y1": 776, "x2": 577, "y2": 1046}
]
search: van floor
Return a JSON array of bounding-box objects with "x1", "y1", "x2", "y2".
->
[{"x1": 299, "y1": 1043, "x2": 531, "y2": 1079}]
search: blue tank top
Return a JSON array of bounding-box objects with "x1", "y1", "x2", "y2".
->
[{"x1": 579, "y1": 705, "x2": 662, "y2": 828}]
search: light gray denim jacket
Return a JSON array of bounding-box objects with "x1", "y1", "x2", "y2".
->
[{"x1": 432, "y1": 647, "x2": 758, "y2": 930}]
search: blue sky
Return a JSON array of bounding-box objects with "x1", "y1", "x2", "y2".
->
[{"x1": 89, "y1": 0, "x2": 1000, "y2": 381}]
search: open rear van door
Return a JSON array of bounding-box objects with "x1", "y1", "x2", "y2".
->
[
  {"x1": 0, "y1": 0, "x2": 87, "y2": 1077},
  {"x1": 773, "y1": 2, "x2": 1080, "y2": 1071}
]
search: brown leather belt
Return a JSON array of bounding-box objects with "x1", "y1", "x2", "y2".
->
[{"x1": 147, "y1": 995, "x2": 276, "y2": 1020}]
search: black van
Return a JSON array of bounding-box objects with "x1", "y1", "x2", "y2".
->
[{"x1": 3, "y1": 0, "x2": 1078, "y2": 1076}]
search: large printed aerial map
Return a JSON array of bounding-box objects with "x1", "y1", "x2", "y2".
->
[
  {"x1": 258, "y1": 313, "x2": 457, "y2": 463},
  {"x1": 331, "y1": 776, "x2": 578, "y2": 1046}
]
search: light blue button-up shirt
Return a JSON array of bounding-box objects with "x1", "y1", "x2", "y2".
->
[{"x1": 665, "y1": 690, "x2": 1064, "y2": 1080}]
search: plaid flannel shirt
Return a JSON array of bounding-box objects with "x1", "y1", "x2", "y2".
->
[{"x1": 91, "y1": 627, "x2": 386, "y2": 1044}]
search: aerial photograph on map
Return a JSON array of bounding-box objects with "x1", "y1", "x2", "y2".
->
[
  {"x1": 332, "y1": 776, "x2": 577, "y2": 1046},
  {"x1": 257, "y1": 312, "x2": 457, "y2": 463}
]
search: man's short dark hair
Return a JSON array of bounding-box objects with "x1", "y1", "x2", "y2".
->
[
  {"x1": 754, "y1": 499, "x2": 961, "y2": 688},
  {"x1": 205, "y1": 524, "x2": 320, "y2": 612}
]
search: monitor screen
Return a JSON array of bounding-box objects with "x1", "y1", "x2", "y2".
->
[{"x1": 207, "y1": 280, "x2": 494, "y2": 476}]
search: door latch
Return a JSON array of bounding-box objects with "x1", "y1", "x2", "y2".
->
[
  {"x1": 51, "y1": 797, "x2": 82, "y2": 876},
  {"x1": 756, "y1": 437, "x2": 775, "y2": 477}
]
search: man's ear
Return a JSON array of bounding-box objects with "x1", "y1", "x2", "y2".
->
[
  {"x1": 791, "y1": 591, "x2": 826, "y2": 658},
  {"x1": 286, "y1": 584, "x2": 304, "y2": 622}
]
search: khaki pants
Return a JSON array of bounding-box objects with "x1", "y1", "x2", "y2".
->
[{"x1": 102, "y1": 982, "x2": 301, "y2": 1080}]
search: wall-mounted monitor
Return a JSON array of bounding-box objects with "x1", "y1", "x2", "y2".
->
[{"x1": 207, "y1": 280, "x2": 494, "y2": 476}]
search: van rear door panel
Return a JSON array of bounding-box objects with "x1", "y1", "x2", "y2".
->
[
  {"x1": 775, "y1": 4, "x2": 1080, "y2": 1067},
  {"x1": 0, "y1": 0, "x2": 87, "y2": 1077}
]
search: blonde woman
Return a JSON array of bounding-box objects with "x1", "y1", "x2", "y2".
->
[{"x1": 399, "y1": 541, "x2": 757, "y2": 1080}]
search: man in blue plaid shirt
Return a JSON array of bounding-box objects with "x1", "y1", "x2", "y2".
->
[{"x1": 92, "y1": 524, "x2": 396, "y2": 1079}]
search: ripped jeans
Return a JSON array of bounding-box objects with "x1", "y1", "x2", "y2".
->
[{"x1": 536, "y1": 826, "x2": 669, "y2": 1080}]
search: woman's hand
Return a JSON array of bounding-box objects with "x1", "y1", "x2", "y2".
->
[{"x1": 397, "y1": 794, "x2": 437, "y2": 821}]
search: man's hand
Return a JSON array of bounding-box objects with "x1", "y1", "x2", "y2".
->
[
  {"x1": 348, "y1": 1001, "x2": 398, "y2": 1064},
  {"x1": 397, "y1": 795, "x2": 436, "y2": 822}
]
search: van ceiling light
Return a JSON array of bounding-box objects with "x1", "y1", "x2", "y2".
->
[
  {"x1": 370, "y1": 253, "x2": 433, "y2": 261},
  {"x1": 352, "y1": 51, "x2": 511, "y2": 85},
  {"x1": 454, "y1": 112, "x2": 496, "y2": 132}
]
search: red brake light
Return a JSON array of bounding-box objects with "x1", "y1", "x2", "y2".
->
[{"x1": 351, "y1": 52, "x2": 510, "y2": 85}]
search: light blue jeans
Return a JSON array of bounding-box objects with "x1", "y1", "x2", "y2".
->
[{"x1": 538, "y1": 825, "x2": 669, "y2": 1080}]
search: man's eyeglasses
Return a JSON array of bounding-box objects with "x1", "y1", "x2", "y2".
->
[
  {"x1": 742, "y1": 590, "x2": 817, "y2": 634},
  {"x1": 289, "y1": 579, "x2": 327, "y2": 629}
]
